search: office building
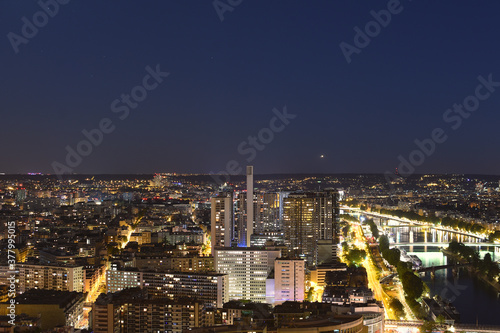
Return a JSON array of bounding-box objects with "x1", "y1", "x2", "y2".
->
[
  {"x1": 259, "y1": 192, "x2": 282, "y2": 232},
  {"x1": 250, "y1": 231, "x2": 285, "y2": 247},
  {"x1": 214, "y1": 247, "x2": 280, "y2": 302},
  {"x1": 282, "y1": 190, "x2": 339, "y2": 265}
]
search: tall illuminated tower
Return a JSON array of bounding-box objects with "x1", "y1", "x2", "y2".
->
[
  {"x1": 246, "y1": 166, "x2": 254, "y2": 247},
  {"x1": 282, "y1": 190, "x2": 338, "y2": 265},
  {"x1": 211, "y1": 191, "x2": 233, "y2": 255}
]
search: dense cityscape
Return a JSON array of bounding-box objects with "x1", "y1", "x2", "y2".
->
[
  {"x1": 3, "y1": 1, "x2": 500, "y2": 332},
  {"x1": 0, "y1": 171, "x2": 499, "y2": 332}
]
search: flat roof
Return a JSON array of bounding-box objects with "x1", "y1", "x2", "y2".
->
[{"x1": 4, "y1": 289, "x2": 84, "y2": 307}]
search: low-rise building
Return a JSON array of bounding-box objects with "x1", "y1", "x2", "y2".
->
[
  {"x1": 11, "y1": 263, "x2": 84, "y2": 293},
  {"x1": 106, "y1": 268, "x2": 228, "y2": 308},
  {"x1": 0, "y1": 289, "x2": 84, "y2": 331}
]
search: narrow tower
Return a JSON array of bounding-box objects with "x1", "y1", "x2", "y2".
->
[{"x1": 246, "y1": 166, "x2": 254, "y2": 247}]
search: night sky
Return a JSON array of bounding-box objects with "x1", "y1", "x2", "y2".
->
[{"x1": 1, "y1": 1, "x2": 500, "y2": 175}]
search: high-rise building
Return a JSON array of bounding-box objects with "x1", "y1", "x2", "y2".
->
[
  {"x1": 282, "y1": 190, "x2": 339, "y2": 265},
  {"x1": 236, "y1": 172, "x2": 283, "y2": 246},
  {"x1": 14, "y1": 263, "x2": 84, "y2": 293},
  {"x1": 234, "y1": 166, "x2": 263, "y2": 247},
  {"x1": 246, "y1": 166, "x2": 254, "y2": 247},
  {"x1": 214, "y1": 247, "x2": 280, "y2": 302},
  {"x1": 211, "y1": 191, "x2": 233, "y2": 254},
  {"x1": 246, "y1": 192, "x2": 283, "y2": 235},
  {"x1": 274, "y1": 259, "x2": 305, "y2": 304},
  {"x1": 235, "y1": 191, "x2": 261, "y2": 246},
  {"x1": 234, "y1": 191, "x2": 248, "y2": 246},
  {"x1": 259, "y1": 192, "x2": 282, "y2": 232}
]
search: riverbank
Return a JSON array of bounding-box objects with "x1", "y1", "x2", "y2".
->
[{"x1": 442, "y1": 248, "x2": 500, "y2": 294}]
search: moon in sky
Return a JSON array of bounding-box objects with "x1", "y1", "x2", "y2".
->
[{"x1": 320, "y1": 155, "x2": 325, "y2": 158}]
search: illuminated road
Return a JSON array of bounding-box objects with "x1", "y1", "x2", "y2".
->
[
  {"x1": 350, "y1": 220, "x2": 419, "y2": 321},
  {"x1": 77, "y1": 216, "x2": 142, "y2": 328},
  {"x1": 86, "y1": 269, "x2": 107, "y2": 303},
  {"x1": 363, "y1": 255, "x2": 393, "y2": 319},
  {"x1": 121, "y1": 228, "x2": 134, "y2": 249},
  {"x1": 121, "y1": 214, "x2": 143, "y2": 249},
  {"x1": 352, "y1": 224, "x2": 394, "y2": 320}
]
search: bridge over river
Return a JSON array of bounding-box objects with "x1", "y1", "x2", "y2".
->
[
  {"x1": 390, "y1": 241, "x2": 499, "y2": 248},
  {"x1": 342, "y1": 207, "x2": 500, "y2": 255},
  {"x1": 415, "y1": 262, "x2": 472, "y2": 273}
]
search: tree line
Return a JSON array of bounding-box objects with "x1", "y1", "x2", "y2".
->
[
  {"x1": 379, "y1": 234, "x2": 426, "y2": 318},
  {"x1": 448, "y1": 240, "x2": 500, "y2": 281}
]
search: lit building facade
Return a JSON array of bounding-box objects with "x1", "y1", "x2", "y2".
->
[
  {"x1": 211, "y1": 191, "x2": 233, "y2": 254},
  {"x1": 92, "y1": 289, "x2": 205, "y2": 333},
  {"x1": 15, "y1": 263, "x2": 84, "y2": 293},
  {"x1": 274, "y1": 259, "x2": 305, "y2": 304},
  {"x1": 106, "y1": 269, "x2": 228, "y2": 308},
  {"x1": 282, "y1": 190, "x2": 339, "y2": 265},
  {"x1": 214, "y1": 247, "x2": 280, "y2": 302}
]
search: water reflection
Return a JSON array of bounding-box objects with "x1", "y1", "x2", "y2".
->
[
  {"x1": 392, "y1": 225, "x2": 500, "y2": 325},
  {"x1": 387, "y1": 225, "x2": 483, "y2": 246}
]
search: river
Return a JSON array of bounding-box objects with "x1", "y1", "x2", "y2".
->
[{"x1": 390, "y1": 225, "x2": 500, "y2": 325}]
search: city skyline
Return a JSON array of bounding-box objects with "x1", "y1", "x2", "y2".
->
[
  {"x1": 1, "y1": 1, "x2": 500, "y2": 332},
  {"x1": 0, "y1": 172, "x2": 499, "y2": 330}
]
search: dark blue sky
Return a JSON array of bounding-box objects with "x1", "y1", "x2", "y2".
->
[{"x1": 1, "y1": 1, "x2": 499, "y2": 175}]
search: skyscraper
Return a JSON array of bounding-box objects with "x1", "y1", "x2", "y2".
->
[
  {"x1": 246, "y1": 166, "x2": 254, "y2": 247},
  {"x1": 282, "y1": 190, "x2": 338, "y2": 265},
  {"x1": 211, "y1": 191, "x2": 233, "y2": 254},
  {"x1": 256, "y1": 192, "x2": 281, "y2": 233},
  {"x1": 236, "y1": 191, "x2": 280, "y2": 246}
]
